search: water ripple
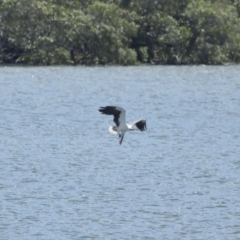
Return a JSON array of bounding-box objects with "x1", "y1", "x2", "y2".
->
[{"x1": 0, "y1": 66, "x2": 240, "y2": 239}]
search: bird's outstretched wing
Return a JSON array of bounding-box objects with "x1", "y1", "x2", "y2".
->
[
  {"x1": 98, "y1": 106, "x2": 126, "y2": 127},
  {"x1": 127, "y1": 119, "x2": 147, "y2": 131}
]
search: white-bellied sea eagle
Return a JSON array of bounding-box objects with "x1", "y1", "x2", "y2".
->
[{"x1": 98, "y1": 106, "x2": 147, "y2": 145}]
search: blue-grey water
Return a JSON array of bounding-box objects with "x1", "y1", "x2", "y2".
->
[{"x1": 0, "y1": 65, "x2": 240, "y2": 240}]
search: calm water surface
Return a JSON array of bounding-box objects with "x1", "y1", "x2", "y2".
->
[{"x1": 0, "y1": 66, "x2": 240, "y2": 239}]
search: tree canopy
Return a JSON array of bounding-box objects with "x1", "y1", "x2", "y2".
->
[{"x1": 1, "y1": 0, "x2": 240, "y2": 65}]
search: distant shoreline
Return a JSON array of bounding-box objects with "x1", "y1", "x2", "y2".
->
[{"x1": 1, "y1": 0, "x2": 240, "y2": 65}]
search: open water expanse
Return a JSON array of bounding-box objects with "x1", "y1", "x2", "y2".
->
[{"x1": 0, "y1": 65, "x2": 240, "y2": 239}]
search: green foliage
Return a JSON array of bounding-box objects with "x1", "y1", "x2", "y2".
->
[
  {"x1": 183, "y1": 0, "x2": 240, "y2": 64},
  {"x1": 0, "y1": 0, "x2": 240, "y2": 65},
  {"x1": 131, "y1": 3, "x2": 191, "y2": 64},
  {"x1": 83, "y1": 1, "x2": 137, "y2": 64}
]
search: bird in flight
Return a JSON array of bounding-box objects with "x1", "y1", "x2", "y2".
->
[{"x1": 98, "y1": 106, "x2": 147, "y2": 145}]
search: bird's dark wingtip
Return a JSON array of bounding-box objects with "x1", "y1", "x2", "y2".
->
[{"x1": 98, "y1": 107, "x2": 106, "y2": 113}]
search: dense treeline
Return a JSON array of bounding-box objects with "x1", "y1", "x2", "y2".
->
[{"x1": 1, "y1": 0, "x2": 240, "y2": 65}]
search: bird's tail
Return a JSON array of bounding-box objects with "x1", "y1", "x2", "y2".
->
[{"x1": 109, "y1": 126, "x2": 118, "y2": 134}]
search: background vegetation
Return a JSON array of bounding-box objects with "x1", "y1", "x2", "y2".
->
[{"x1": 1, "y1": 0, "x2": 240, "y2": 65}]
